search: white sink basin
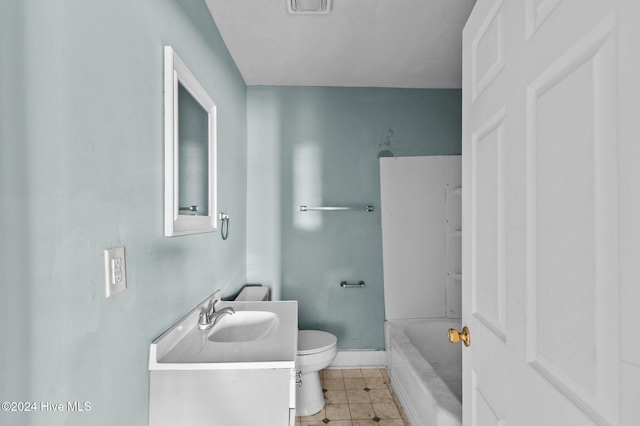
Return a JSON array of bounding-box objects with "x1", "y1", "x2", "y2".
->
[
  {"x1": 207, "y1": 311, "x2": 279, "y2": 342},
  {"x1": 149, "y1": 299, "x2": 298, "y2": 370}
]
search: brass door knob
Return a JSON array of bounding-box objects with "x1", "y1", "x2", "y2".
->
[{"x1": 448, "y1": 326, "x2": 471, "y2": 347}]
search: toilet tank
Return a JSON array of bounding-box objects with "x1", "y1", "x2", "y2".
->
[{"x1": 235, "y1": 286, "x2": 270, "y2": 301}]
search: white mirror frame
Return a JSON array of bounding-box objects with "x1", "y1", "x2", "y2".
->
[{"x1": 164, "y1": 46, "x2": 217, "y2": 237}]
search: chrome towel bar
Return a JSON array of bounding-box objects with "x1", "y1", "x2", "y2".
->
[
  {"x1": 300, "y1": 205, "x2": 374, "y2": 212},
  {"x1": 340, "y1": 281, "x2": 365, "y2": 288}
]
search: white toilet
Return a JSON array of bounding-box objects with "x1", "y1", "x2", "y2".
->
[
  {"x1": 296, "y1": 329, "x2": 337, "y2": 416},
  {"x1": 235, "y1": 286, "x2": 338, "y2": 417}
]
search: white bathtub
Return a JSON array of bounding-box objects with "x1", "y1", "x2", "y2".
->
[{"x1": 385, "y1": 319, "x2": 462, "y2": 426}]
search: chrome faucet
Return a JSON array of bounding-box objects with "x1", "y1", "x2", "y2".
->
[{"x1": 198, "y1": 302, "x2": 235, "y2": 331}]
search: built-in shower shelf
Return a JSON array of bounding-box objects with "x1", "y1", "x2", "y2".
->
[
  {"x1": 452, "y1": 230, "x2": 462, "y2": 238},
  {"x1": 452, "y1": 273, "x2": 462, "y2": 282},
  {"x1": 453, "y1": 187, "x2": 462, "y2": 196}
]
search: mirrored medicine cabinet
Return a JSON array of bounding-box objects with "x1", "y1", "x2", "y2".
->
[{"x1": 163, "y1": 46, "x2": 217, "y2": 236}]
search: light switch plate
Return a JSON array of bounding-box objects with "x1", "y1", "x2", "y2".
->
[{"x1": 104, "y1": 246, "x2": 127, "y2": 297}]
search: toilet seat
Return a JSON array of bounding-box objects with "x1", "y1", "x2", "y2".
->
[{"x1": 298, "y1": 330, "x2": 337, "y2": 355}]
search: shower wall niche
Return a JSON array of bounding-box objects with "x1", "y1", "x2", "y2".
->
[{"x1": 380, "y1": 156, "x2": 462, "y2": 320}]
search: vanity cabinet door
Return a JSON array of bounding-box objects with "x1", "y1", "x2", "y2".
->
[{"x1": 149, "y1": 368, "x2": 293, "y2": 426}]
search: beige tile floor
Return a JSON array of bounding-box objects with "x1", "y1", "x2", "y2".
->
[{"x1": 295, "y1": 368, "x2": 410, "y2": 426}]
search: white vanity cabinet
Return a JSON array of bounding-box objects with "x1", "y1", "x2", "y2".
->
[
  {"x1": 148, "y1": 299, "x2": 298, "y2": 426},
  {"x1": 149, "y1": 367, "x2": 296, "y2": 425}
]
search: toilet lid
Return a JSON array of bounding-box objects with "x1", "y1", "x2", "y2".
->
[{"x1": 297, "y1": 330, "x2": 337, "y2": 355}]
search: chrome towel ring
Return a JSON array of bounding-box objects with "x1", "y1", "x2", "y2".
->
[{"x1": 219, "y1": 212, "x2": 229, "y2": 240}]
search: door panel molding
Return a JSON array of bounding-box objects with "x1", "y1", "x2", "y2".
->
[
  {"x1": 524, "y1": 14, "x2": 619, "y2": 425},
  {"x1": 471, "y1": 0, "x2": 505, "y2": 103},
  {"x1": 471, "y1": 108, "x2": 507, "y2": 343},
  {"x1": 525, "y1": 0, "x2": 562, "y2": 40},
  {"x1": 472, "y1": 370, "x2": 506, "y2": 426}
]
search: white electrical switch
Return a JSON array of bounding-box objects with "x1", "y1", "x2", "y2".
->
[{"x1": 104, "y1": 246, "x2": 127, "y2": 297}]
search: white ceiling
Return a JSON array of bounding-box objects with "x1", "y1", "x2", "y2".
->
[{"x1": 204, "y1": 0, "x2": 476, "y2": 89}]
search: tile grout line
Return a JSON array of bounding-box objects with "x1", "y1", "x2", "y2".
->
[{"x1": 297, "y1": 368, "x2": 410, "y2": 425}]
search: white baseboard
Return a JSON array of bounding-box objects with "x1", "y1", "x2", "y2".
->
[{"x1": 328, "y1": 350, "x2": 387, "y2": 369}]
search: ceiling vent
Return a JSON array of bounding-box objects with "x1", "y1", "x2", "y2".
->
[{"x1": 287, "y1": 0, "x2": 332, "y2": 15}]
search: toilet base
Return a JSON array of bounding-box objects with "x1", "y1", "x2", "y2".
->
[{"x1": 295, "y1": 371, "x2": 325, "y2": 417}]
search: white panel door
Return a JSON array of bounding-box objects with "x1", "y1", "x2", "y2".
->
[{"x1": 462, "y1": 1, "x2": 640, "y2": 425}]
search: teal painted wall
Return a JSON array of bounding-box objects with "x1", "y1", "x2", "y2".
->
[
  {"x1": 1, "y1": 0, "x2": 463, "y2": 420},
  {"x1": 0, "y1": 1, "x2": 247, "y2": 425},
  {"x1": 247, "y1": 87, "x2": 461, "y2": 350}
]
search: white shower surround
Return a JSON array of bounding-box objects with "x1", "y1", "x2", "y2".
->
[
  {"x1": 380, "y1": 156, "x2": 463, "y2": 425},
  {"x1": 380, "y1": 156, "x2": 462, "y2": 320}
]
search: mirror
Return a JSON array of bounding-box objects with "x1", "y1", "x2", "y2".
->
[{"x1": 164, "y1": 46, "x2": 217, "y2": 236}]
